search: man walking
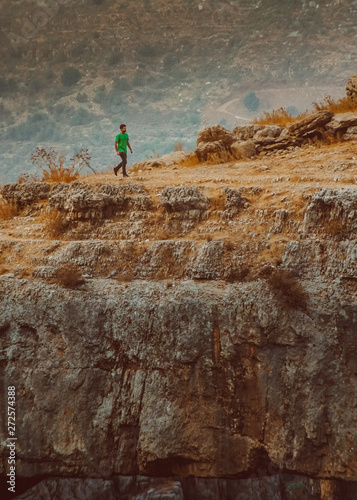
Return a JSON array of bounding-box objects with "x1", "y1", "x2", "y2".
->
[{"x1": 114, "y1": 124, "x2": 133, "y2": 177}]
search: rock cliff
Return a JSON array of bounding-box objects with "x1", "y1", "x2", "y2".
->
[{"x1": 1, "y1": 126, "x2": 357, "y2": 499}]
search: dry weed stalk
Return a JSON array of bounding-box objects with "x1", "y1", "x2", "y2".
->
[
  {"x1": 313, "y1": 95, "x2": 357, "y2": 114},
  {"x1": 45, "y1": 211, "x2": 70, "y2": 239},
  {"x1": 0, "y1": 199, "x2": 19, "y2": 220},
  {"x1": 254, "y1": 108, "x2": 307, "y2": 127},
  {"x1": 31, "y1": 147, "x2": 95, "y2": 183}
]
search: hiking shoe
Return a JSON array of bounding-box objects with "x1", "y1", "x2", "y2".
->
[
  {"x1": 123, "y1": 174, "x2": 129, "y2": 177},
  {"x1": 113, "y1": 167, "x2": 118, "y2": 176}
]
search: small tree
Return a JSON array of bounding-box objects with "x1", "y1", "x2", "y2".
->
[
  {"x1": 61, "y1": 67, "x2": 81, "y2": 87},
  {"x1": 243, "y1": 91, "x2": 260, "y2": 112},
  {"x1": 31, "y1": 147, "x2": 95, "y2": 183}
]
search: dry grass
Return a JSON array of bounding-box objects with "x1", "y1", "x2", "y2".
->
[
  {"x1": 324, "y1": 219, "x2": 344, "y2": 237},
  {"x1": 31, "y1": 147, "x2": 94, "y2": 183},
  {"x1": 254, "y1": 107, "x2": 307, "y2": 127},
  {"x1": 267, "y1": 269, "x2": 307, "y2": 309},
  {"x1": 44, "y1": 211, "x2": 70, "y2": 239},
  {"x1": 312, "y1": 95, "x2": 357, "y2": 114},
  {"x1": 53, "y1": 264, "x2": 83, "y2": 288},
  {"x1": 0, "y1": 199, "x2": 19, "y2": 220}
]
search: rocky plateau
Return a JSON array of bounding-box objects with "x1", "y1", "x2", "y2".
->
[{"x1": 1, "y1": 82, "x2": 357, "y2": 499}]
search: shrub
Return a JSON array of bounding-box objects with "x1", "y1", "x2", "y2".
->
[
  {"x1": 7, "y1": 113, "x2": 60, "y2": 142},
  {"x1": 108, "y1": 51, "x2": 124, "y2": 65},
  {"x1": 113, "y1": 77, "x2": 131, "y2": 91},
  {"x1": 61, "y1": 67, "x2": 81, "y2": 87},
  {"x1": 54, "y1": 264, "x2": 83, "y2": 288},
  {"x1": 45, "y1": 211, "x2": 70, "y2": 238},
  {"x1": 70, "y1": 108, "x2": 97, "y2": 126},
  {"x1": 0, "y1": 199, "x2": 18, "y2": 220},
  {"x1": 0, "y1": 76, "x2": 16, "y2": 95},
  {"x1": 137, "y1": 44, "x2": 159, "y2": 58},
  {"x1": 254, "y1": 107, "x2": 307, "y2": 126},
  {"x1": 313, "y1": 95, "x2": 357, "y2": 114},
  {"x1": 243, "y1": 91, "x2": 260, "y2": 112},
  {"x1": 31, "y1": 147, "x2": 95, "y2": 183},
  {"x1": 267, "y1": 269, "x2": 307, "y2": 310}
]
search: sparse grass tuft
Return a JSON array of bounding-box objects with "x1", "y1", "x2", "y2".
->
[
  {"x1": 312, "y1": 95, "x2": 357, "y2": 114},
  {"x1": 0, "y1": 199, "x2": 19, "y2": 220},
  {"x1": 54, "y1": 264, "x2": 83, "y2": 288},
  {"x1": 254, "y1": 108, "x2": 307, "y2": 127},
  {"x1": 267, "y1": 269, "x2": 307, "y2": 309},
  {"x1": 325, "y1": 219, "x2": 344, "y2": 237},
  {"x1": 44, "y1": 211, "x2": 71, "y2": 239}
]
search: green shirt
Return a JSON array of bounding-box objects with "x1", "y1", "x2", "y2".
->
[{"x1": 115, "y1": 132, "x2": 129, "y2": 153}]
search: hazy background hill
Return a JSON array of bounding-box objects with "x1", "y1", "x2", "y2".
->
[{"x1": 1, "y1": 0, "x2": 357, "y2": 182}]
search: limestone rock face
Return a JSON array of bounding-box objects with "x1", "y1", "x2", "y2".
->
[
  {"x1": 1, "y1": 182, "x2": 50, "y2": 208},
  {"x1": 1, "y1": 276, "x2": 357, "y2": 482},
  {"x1": 346, "y1": 75, "x2": 357, "y2": 102},
  {"x1": 160, "y1": 186, "x2": 210, "y2": 213},
  {"x1": 49, "y1": 182, "x2": 150, "y2": 219},
  {"x1": 302, "y1": 188, "x2": 357, "y2": 237}
]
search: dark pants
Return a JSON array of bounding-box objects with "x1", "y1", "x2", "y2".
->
[{"x1": 115, "y1": 152, "x2": 127, "y2": 176}]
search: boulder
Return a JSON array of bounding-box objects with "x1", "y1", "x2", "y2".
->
[
  {"x1": 133, "y1": 151, "x2": 196, "y2": 171},
  {"x1": 232, "y1": 124, "x2": 262, "y2": 141},
  {"x1": 327, "y1": 113, "x2": 357, "y2": 132},
  {"x1": 1, "y1": 182, "x2": 50, "y2": 208},
  {"x1": 196, "y1": 125, "x2": 235, "y2": 148},
  {"x1": 195, "y1": 140, "x2": 232, "y2": 162},
  {"x1": 343, "y1": 125, "x2": 357, "y2": 141},
  {"x1": 230, "y1": 139, "x2": 256, "y2": 159},
  {"x1": 346, "y1": 75, "x2": 357, "y2": 103},
  {"x1": 288, "y1": 111, "x2": 334, "y2": 137}
]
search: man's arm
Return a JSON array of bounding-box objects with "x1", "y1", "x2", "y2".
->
[
  {"x1": 127, "y1": 140, "x2": 133, "y2": 153},
  {"x1": 115, "y1": 141, "x2": 120, "y2": 155}
]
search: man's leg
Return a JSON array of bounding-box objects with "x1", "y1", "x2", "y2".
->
[
  {"x1": 121, "y1": 153, "x2": 128, "y2": 177},
  {"x1": 114, "y1": 156, "x2": 124, "y2": 176}
]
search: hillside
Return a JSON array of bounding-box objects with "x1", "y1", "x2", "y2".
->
[
  {"x1": 1, "y1": 107, "x2": 357, "y2": 497},
  {"x1": 1, "y1": 0, "x2": 357, "y2": 182}
]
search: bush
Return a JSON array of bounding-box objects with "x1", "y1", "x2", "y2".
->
[
  {"x1": 0, "y1": 199, "x2": 18, "y2": 220},
  {"x1": 70, "y1": 108, "x2": 97, "y2": 126},
  {"x1": 61, "y1": 67, "x2": 81, "y2": 87},
  {"x1": 7, "y1": 113, "x2": 60, "y2": 142},
  {"x1": 45, "y1": 211, "x2": 70, "y2": 238},
  {"x1": 0, "y1": 77, "x2": 16, "y2": 95},
  {"x1": 31, "y1": 147, "x2": 95, "y2": 183},
  {"x1": 243, "y1": 91, "x2": 260, "y2": 112},
  {"x1": 108, "y1": 51, "x2": 124, "y2": 65},
  {"x1": 137, "y1": 44, "x2": 159, "y2": 58},
  {"x1": 113, "y1": 77, "x2": 131, "y2": 91}
]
